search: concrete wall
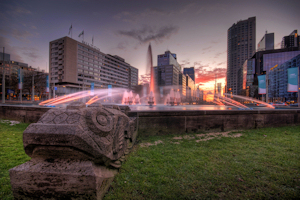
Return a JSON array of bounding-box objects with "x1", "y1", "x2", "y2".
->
[
  {"x1": 129, "y1": 109, "x2": 300, "y2": 136},
  {"x1": 0, "y1": 106, "x2": 50, "y2": 123},
  {"x1": 1, "y1": 106, "x2": 299, "y2": 135}
]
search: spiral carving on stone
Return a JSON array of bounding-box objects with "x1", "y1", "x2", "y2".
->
[{"x1": 86, "y1": 108, "x2": 115, "y2": 137}]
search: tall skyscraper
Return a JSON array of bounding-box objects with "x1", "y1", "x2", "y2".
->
[
  {"x1": 183, "y1": 67, "x2": 195, "y2": 82},
  {"x1": 281, "y1": 30, "x2": 300, "y2": 49},
  {"x1": 227, "y1": 17, "x2": 256, "y2": 95},
  {"x1": 257, "y1": 31, "x2": 274, "y2": 51},
  {"x1": 154, "y1": 50, "x2": 181, "y2": 86}
]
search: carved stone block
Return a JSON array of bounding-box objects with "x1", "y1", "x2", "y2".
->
[{"x1": 10, "y1": 102, "x2": 137, "y2": 199}]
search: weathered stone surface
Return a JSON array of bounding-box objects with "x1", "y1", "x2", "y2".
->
[{"x1": 9, "y1": 102, "x2": 137, "y2": 200}]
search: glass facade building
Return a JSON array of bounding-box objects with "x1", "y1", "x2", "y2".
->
[
  {"x1": 263, "y1": 51, "x2": 300, "y2": 72},
  {"x1": 227, "y1": 17, "x2": 256, "y2": 95},
  {"x1": 183, "y1": 67, "x2": 195, "y2": 82},
  {"x1": 268, "y1": 54, "x2": 300, "y2": 101}
]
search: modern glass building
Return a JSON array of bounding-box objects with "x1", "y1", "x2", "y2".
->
[
  {"x1": 183, "y1": 67, "x2": 195, "y2": 82},
  {"x1": 154, "y1": 50, "x2": 181, "y2": 87},
  {"x1": 268, "y1": 54, "x2": 300, "y2": 101},
  {"x1": 227, "y1": 17, "x2": 256, "y2": 95},
  {"x1": 263, "y1": 51, "x2": 300, "y2": 72},
  {"x1": 257, "y1": 32, "x2": 274, "y2": 51},
  {"x1": 281, "y1": 30, "x2": 300, "y2": 49}
]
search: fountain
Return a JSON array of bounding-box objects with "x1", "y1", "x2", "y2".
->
[
  {"x1": 148, "y1": 91, "x2": 155, "y2": 106},
  {"x1": 122, "y1": 91, "x2": 134, "y2": 105},
  {"x1": 38, "y1": 43, "x2": 275, "y2": 111},
  {"x1": 147, "y1": 44, "x2": 156, "y2": 106},
  {"x1": 164, "y1": 89, "x2": 181, "y2": 106},
  {"x1": 134, "y1": 94, "x2": 141, "y2": 105}
]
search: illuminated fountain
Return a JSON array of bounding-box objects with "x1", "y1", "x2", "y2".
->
[
  {"x1": 134, "y1": 94, "x2": 141, "y2": 105},
  {"x1": 148, "y1": 91, "x2": 155, "y2": 106},
  {"x1": 40, "y1": 88, "x2": 127, "y2": 107},
  {"x1": 122, "y1": 91, "x2": 133, "y2": 105},
  {"x1": 165, "y1": 89, "x2": 181, "y2": 106},
  {"x1": 39, "y1": 42, "x2": 276, "y2": 111},
  {"x1": 147, "y1": 43, "x2": 156, "y2": 106},
  {"x1": 223, "y1": 93, "x2": 275, "y2": 109}
]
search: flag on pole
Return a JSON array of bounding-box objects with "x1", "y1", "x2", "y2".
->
[
  {"x1": 78, "y1": 30, "x2": 84, "y2": 37},
  {"x1": 92, "y1": 35, "x2": 94, "y2": 45},
  {"x1": 68, "y1": 24, "x2": 72, "y2": 35}
]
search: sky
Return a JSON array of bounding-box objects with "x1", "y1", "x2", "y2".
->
[{"x1": 1, "y1": 0, "x2": 299, "y2": 92}]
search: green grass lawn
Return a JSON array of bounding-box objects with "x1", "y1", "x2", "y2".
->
[
  {"x1": 0, "y1": 120, "x2": 30, "y2": 200},
  {"x1": 104, "y1": 126, "x2": 300, "y2": 199},
  {"x1": 0, "y1": 120, "x2": 299, "y2": 199}
]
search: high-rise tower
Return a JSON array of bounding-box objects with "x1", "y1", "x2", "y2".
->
[
  {"x1": 227, "y1": 17, "x2": 256, "y2": 95},
  {"x1": 281, "y1": 30, "x2": 300, "y2": 50}
]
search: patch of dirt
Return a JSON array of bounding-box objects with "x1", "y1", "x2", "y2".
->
[
  {"x1": 170, "y1": 141, "x2": 180, "y2": 144},
  {"x1": 173, "y1": 136, "x2": 182, "y2": 140},
  {"x1": 0, "y1": 120, "x2": 20, "y2": 126},
  {"x1": 195, "y1": 131, "x2": 242, "y2": 142},
  {"x1": 140, "y1": 140, "x2": 163, "y2": 147},
  {"x1": 183, "y1": 135, "x2": 195, "y2": 140},
  {"x1": 196, "y1": 137, "x2": 216, "y2": 142}
]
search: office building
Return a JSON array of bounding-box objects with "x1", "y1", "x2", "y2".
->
[
  {"x1": 183, "y1": 67, "x2": 195, "y2": 82},
  {"x1": 186, "y1": 74, "x2": 195, "y2": 100},
  {"x1": 0, "y1": 52, "x2": 48, "y2": 100},
  {"x1": 281, "y1": 30, "x2": 300, "y2": 49},
  {"x1": 243, "y1": 47, "x2": 300, "y2": 98},
  {"x1": 268, "y1": 54, "x2": 300, "y2": 101},
  {"x1": 227, "y1": 17, "x2": 256, "y2": 95},
  {"x1": 253, "y1": 48, "x2": 300, "y2": 75},
  {"x1": 179, "y1": 72, "x2": 187, "y2": 97},
  {"x1": 257, "y1": 32, "x2": 274, "y2": 51},
  {"x1": 49, "y1": 36, "x2": 138, "y2": 95},
  {"x1": 0, "y1": 52, "x2": 10, "y2": 61},
  {"x1": 154, "y1": 50, "x2": 181, "y2": 88}
]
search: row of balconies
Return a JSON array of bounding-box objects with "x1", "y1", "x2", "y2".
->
[{"x1": 77, "y1": 76, "x2": 127, "y2": 88}]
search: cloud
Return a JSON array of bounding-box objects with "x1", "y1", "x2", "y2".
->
[
  {"x1": 202, "y1": 46, "x2": 212, "y2": 51},
  {"x1": 0, "y1": 28, "x2": 33, "y2": 42},
  {"x1": 217, "y1": 61, "x2": 226, "y2": 66},
  {"x1": 0, "y1": 36, "x2": 24, "y2": 62},
  {"x1": 194, "y1": 62, "x2": 227, "y2": 84},
  {"x1": 196, "y1": 3, "x2": 226, "y2": 14},
  {"x1": 139, "y1": 73, "x2": 150, "y2": 85},
  {"x1": 6, "y1": 5, "x2": 32, "y2": 16},
  {"x1": 214, "y1": 51, "x2": 226, "y2": 58},
  {"x1": 19, "y1": 47, "x2": 39, "y2": 62},
  {"x1": 180, "y1": 59, "x2": 191, "y2": 68},
  {"x1": 114, "y1": 8, "x2": 166, "y2": 23},
  {"x1": 114, "y1": 4, "x2": 195, "y2": 23},
  {"x1": 211, "y1": 39, "x2": 221, "y2": 44},
  {"x1": 117, "y1": 42, "x2": 128, "y2": 50},
  {"x1": 118, "y1": 25, "x2": 179, "y2": 44},
  {"x1": 11, "y1": 29, "x2": 33, "y2": 42}
]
